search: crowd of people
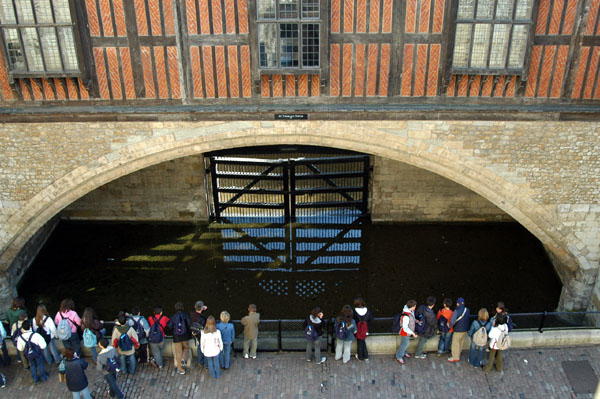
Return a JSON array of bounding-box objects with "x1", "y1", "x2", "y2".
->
[{"x1": 0, "y1": 295, "x2": 512, "y2": 397}]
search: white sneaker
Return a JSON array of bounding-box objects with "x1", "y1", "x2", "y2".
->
[
  {"x1": 317, "y1": 357, "x2": 327, "y2": 364},
  {"x1": 251, "y1": 355, "x2": 257, "y2": 359},
  {"x1": 244, "y1": 354, "x2": 249, "y2": 359}
]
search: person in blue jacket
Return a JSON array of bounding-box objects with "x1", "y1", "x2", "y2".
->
[
  {"x1": 216, "y1": 311, "x2": 235, "y2": 369},
  {"x1": 467, "y1": 308, "x2": 492, "y2": 367},
  {"x1": 64, "y1": 347, "x2": 92, "y2": 399},
  {"x1": 448, "y1": 297, "x2": 470, "y2": 362}
]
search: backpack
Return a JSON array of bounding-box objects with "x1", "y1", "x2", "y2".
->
[
  {"x1": 304, "y1": 324, "x2": 318, "y2": 341},
  {"x1": 36, "y1": 317, "x2": 52, "y2": 344},
  {"x1": 56, "y1": 315, "x2": 72, "y2": 340},
  {"x1": 58, "y1": 357, "x2": 66, "y2": 374},
  {"x1": 438, "y1": 315, "x2": 450, "y2": 333},
  {"x1": 148, "y1": 316, "x2": 164, "y2": 344},
  {"x1": 11, "y1": 325, "x2": 23, "y2": 346},
  {"x1": 0, "y1": 321, "x2": 6, "y2": 341},
  {"x1": 21, "y1": 334, "x2": 42, "y2": 360},
  {"x1": 495, "y1": 329, "x2": 511, "y2": 350},
  {"x1": 172, "y1": 313, "x2": 188, "y2": 336},
  {"x1": 391, "y1": 313, "x2": 402, "y2": 334},
  {"x1": 130, "y1": 317, "x2": 147, "y2": 340},
  {"x1": 335, "y1": 321, "x2": 349, "y2": 340},
  {"x1": 105, "y1": 355, "x2": 121, "y2": 373},
  {"x1": 190, "y1": 322, "x2": 203, "y2": 344},
  {"x1": 118, "y1": 330, "x2": 134, "y2": 351},
  {"x1": 414, "y1": 311, "x2": 427, "y2": 335},
  {"x1": 355, "y1": 320, "x2": 368, "y2": 340},
  {"x1": 83, "y1": 328, "x2": 97, "y2": 348},
  {"x1": 472, "y1": 321, "x2": 488, "y2": 347}
]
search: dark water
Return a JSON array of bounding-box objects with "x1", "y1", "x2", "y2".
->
[{"x1": 19, "y1": 219, "x2": 562, "y2": 321}]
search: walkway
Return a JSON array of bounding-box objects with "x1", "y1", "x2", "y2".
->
[{"x1": 1, "y1": 346, "x2": 598, "y2": 398}]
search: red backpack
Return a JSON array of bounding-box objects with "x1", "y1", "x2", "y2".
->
[{"x1": 355, "y1": 320, "x2": 368, "y2": 340}]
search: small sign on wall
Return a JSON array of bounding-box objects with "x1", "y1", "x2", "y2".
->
[{"x1": 274, "y1": 114, "x2": 308, "y2": 120}]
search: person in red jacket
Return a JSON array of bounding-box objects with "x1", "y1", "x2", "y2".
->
[
  {"x1": 148, "y1": 306, "x2": 169, "y2": 369},
  {"x1": 436, "y1": 298, "x2": 454, "y2": 355}
]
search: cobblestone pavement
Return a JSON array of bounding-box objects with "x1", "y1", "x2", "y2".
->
[{"x1": 1, "y1": 346, "x2": 599, "y2": 398}]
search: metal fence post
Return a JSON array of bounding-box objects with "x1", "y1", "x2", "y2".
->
[
  {"x1": 538, "y1": 311, "x2": 547, "y2": 333},
  {"x1": 278, "y1": 320, "x2": 283, "y2": 352}
]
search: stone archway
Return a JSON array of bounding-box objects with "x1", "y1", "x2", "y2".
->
[{"x1": 0, "y1": 121, "x2": 594, "y2": 312}]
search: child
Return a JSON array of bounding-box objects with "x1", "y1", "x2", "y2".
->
[
  {"x1": 484, "y1": 312, "x2": 509, "y2": 373},
  {"x1": 96, "y1": 338, "x2": 125, "y2": 399},
  {"x1": 64, "y1": 348, "x2": 92, "y2": 399},
  {"x1": 216, "y1": 311, "x2": 235, "y2": 369},
  {"x1": 241, "y1": 304, "x2": 260, "y2": 359},
  {"x1": 200, "y1": 316, "x2": 223, "y2": 379},
  {"x1": 353, "y1": 297, "x2": 374, "y2": 361},
  {"x1": 148, "y1": 306, "x2": 169, "y2": 369},
  {"x1": 436, "y1": 298, "x2": 454, "y2": 355},
  {"x1": 448, "y1": 297, "x2": 470, "y2": 362},
  {"x1": 111, "y1": 311, "x2": 139, "y2": 375},
  {"x1": 396, "y1": 299, "x2": 417, "y2": 364},
  {"x1": 414, "y1": 296, "x2": 437, "y2": 359},
  {"x1": 468, "y1": 308, "x2": 492, "y2": 367},
  {"x1": 167, "y1": 302, "x2": 192, "y2": 374},
  {"x1": 16, "y1": 320, "x2": 48, "y2": 384},
  {"x1": 128, "y1": 306, "x2": 150, "y2": 364},
  {"x1": 11, "y1": 312, "x2": 29, "y2": 370},
  {"x1": 33, "y1": 304, "x2": 61, "y2": 365},
  {"x1": 304, "y1": 307, "x2": 326, "y2": 364},
  {"x1": 334, "y1": 305, "x2": 356, "y2": 364}
]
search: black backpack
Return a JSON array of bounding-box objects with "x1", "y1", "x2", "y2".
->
[
  {"x1": 172, "y1": 313, "x2": 188, "y2": 336},
  {"x1": 105, "y1": 355, "x2": 121, "y2": 373},
  {"x1": 391, "y1": 313, "x2": 402, "y2": 333},
  {"x1": 36, "y1": 317, "x2": 52, "y2": 344},
  {"x1": 415, "y1": 309, "x2": 427, "y2": 335},
  {"x1": 130, "y1": 317, "x2": 147, "y2": 340},
  {"x1": 148, "y1": 316, "x2": 164, "y2": 344},
  {"x1": 22, "y1": 334, "x2": 43, "y2": 360},
  {"x1": 438, "y1": 315, "x2": 450, "y2": 333}
]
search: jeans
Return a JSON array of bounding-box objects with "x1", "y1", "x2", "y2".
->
[
  {"x1": 219, "y1": 342, "x2": 232, "y2": 369},
  {"x1": 0, "y1": 339, "x2": 10, "y2": 366},
  {"x1": 197, "y1": 343, "x2": 205, "y2": 365},
  {"x1": 306, "y1": 339, "x2": 322, "y2": 362},
  {"x1": 89, "y1": 345, "x2": 98, "y2": 363},
  {"x1": 44, "y1": 339, "x2": 61, "y2": 364},
  {"x1": 206, "y1": 355, "x2": 220, "y2": 378},
  {"x1": 104, "y1": 372, "x2": 124, "y2": 399},
  {"x1": 469, "y1": 341, "x2": 485, "y2": 367},
  {"x1": 415, "y1": 335, "x2": 430, "y2": 356},
  {"x1": 437, "y1": 332, "x2": 452, "y2": 353},
  {"x1": 63, "y1": 335, "x2": 82, "y2": 357},
  {"x1": 71, "y1": 386, "x2": 92, "y2": 399},
  {"x1": 29, "y1": 355, "x2": 48, "y2": 383},
  {"x1": 356, "y1": 339, "x2": 368, "y2": 360},
  {"x1": 334, "y1": 339, "x2": 352, "y2": 363},
  {"x1": 120, "y1": 353, "x2": 136, "y2": 374},
  {"x1": 395, "y1": 336, "x2": 411, "y2": 359},
  {"x1": 149, "y1": 341, "x2": 165, "y2": 367}
]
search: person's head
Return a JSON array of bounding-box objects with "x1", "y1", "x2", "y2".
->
[
  {"x1": 98, "y1": 338, "x2": 109, "y2": 349},
  {"x1": 64, "y1": 347, "x2": 75, "y2": 360},
  {"x1": 341, "y1": 305, "x2": 353, "y2": 323},
  {"x1": 478, "y1": 308, "x2": 490, "y2": 322},
  {"x1": 353, "y1": 297, "x2": 366, "y2": 308},
  {"x1": 496, "y1": 301, "x2": 506, "y2": 314},
  {"x1": 248, "y1": 304, "x2": 257, "y2": 313},
  {"x1": 426, "y1": 296, "x2": 436, "y2": 308},
  {"x1": 18, "y1": 312, "x2": 28, "y2": 322},
  {"x1": 154, "y1": 306, "x2": 163, "y2": 315},
  {"x1": 204, "y1": 316, "x2": 217, "y2": 333},
  {"x1": 443, "y1": 298, "x2": 453, "y2": 308},
  {"x1": 60, "y1": 298, "x2": 75, "y2": 313},
  {"x1": 21, "y1": 319, "x2": 31, "y2": 331},
  {"x1": 12, "y1": 297, "x2": 25, "y2": 310},
  {"x1": 117, "y1": 310, "x2": 127, "y2": 325},
  {"x1": 495, "y1": 312, "x2": 507, "y2": 326},
  {"x1": 406, "y1": 299, "x2": 417, "y2": 310},
  {"x1": 35, "y1": 303, "x2": 49, "y2": 326},
  {"x1": 175, "y1": 302, "x2": 184, "y2": 312},
  {"x1": 131, "y1": 306, "x2": 141, "y2": 316},
  {"x1": 82, "y1": 307, "x2": 97, "y2": 328},
  {"x1": 456, "y1": 297, "x2": 465, "y2": 306},
  {"x1": 195, "y1": 301, "x2": 206, "y2": 312},
  {"x1": 220, "y1": 311, "x2": 230, "y2": 323},
  {"x1": 310, "y1": 307, "x2": 322, "y2": 318}
]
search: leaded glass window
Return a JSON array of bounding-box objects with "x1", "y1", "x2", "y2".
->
[
  {"x1": 0, "y1": 0, "x2": 79, "y2": 76},
  {"x1": 452, "y1": 0, "x2": 534, "y2": 74},
  {"x1": 257, "y1": 0, "x2": 320, "y2": 69}
]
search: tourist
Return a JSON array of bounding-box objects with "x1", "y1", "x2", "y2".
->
[
  {"x1": 334, "y1": 305, "x2": 356, "y2": 364},
  {"x1": 32, "y1": 303, "x2": 61, "y2": 364},
  {"x1": 414, "y1": 296, "x2": 437, "y2": 359},
  {"x1": 167, "y1": 302, "x2": 192, "y2": 375},
  {"x1": 6, "y1": 297, "x2": 26, "y2": 365},
  {"x1": 190, "y1": 300, "x2": 208, "y2": 367},
  {"x1": 128, "y1": 306, "x2": 150, "y2": 364},
  {"x1": 468, "y1": 308, "x2": 492, "y2": 368},
  {"x1": 216, "y1": 311, "x2": 235, "y2": 369},
  {"x1": 81, "y1": 307, "x2": 105, "y2": 363},
  {"x1": 148, "y1": 306, "x2": 169, "y2": 369},
  {"x1": 16, "y1": 320, "x2": 48, "y2": 384},
  {"x1": 111, "y1": 311, "x2": 139, "y2": 375},
  {"x1": 11, "y1": 312, "x2": 30, "y2": 370},
  {"x1": 64, "y1": 347, "x2": 92, "y2": 399},
  {"x1": 353, "y1": 297, "x2": 373, "y2": 361},
  {"x1": 484, "y1": 312, "x2": 510, "y2": 373},
  {"x1": 436, "y1": 298, "x2": 454, "y2": 356},
  {"x1": 96, "y1": 338, "x2": 125, "y2": 399},
  {"x1": 0, "y1": 319, "x2": 8, "y2": 366},
  {"x1": 241, "y1": 304, "x2": 260, "y2": 359},
  {"x1": 54, "y1": 298, "x2": 83, "y2": 356},
  {"x1": 448, "y1": 297, "x2": 470, "y2": 362},
  {"x1": 201, "y1": 316, "x2": 223, "y2": 379},
  {"x1": 396, "y1": 299, "x2": 418, "y2": 364},
  {"x1": 491, "y1": 301, "x2": 513, "y2": 332},
  {"x1": 304, "y1": 307, "x2": 326, "y2": 364}
]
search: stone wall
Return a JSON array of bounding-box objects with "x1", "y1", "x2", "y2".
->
[{"x1": 62, "y1": 156, "x2": 207, "y2": 221}]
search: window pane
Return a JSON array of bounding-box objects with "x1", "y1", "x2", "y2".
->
[
  {"x1": 258, "y1": 23, "x2": 277, "y2": 67},
  {"x1": 3, "y1": 28, "x2": 25, "y2": 69},
  {"x1": 514, "y1": 0, "x2": 533, "y2": 20},
  {"x1": 0, "y1": 1, "x2": 17, "y2": 24},
  {"x1": 22, "y1": 26, "x2": 43, "y2": 71},
  {"x1": 476, "y1": 0, "x2": 494, "y2": 19},
  {"x1": 301, "y1": 0, "x2": 319, "y2": 19},
  {"x1": 489, "y1": 24, "x2": 509, "y2": 68},
  {"x1": 15, "y1": 0, "x2": 34, "y2": 22},
  {"x1": 34, "y1": 0, "x2": 53, "y2": 23},
  {"x1": 257, "y1": 0, "x2": 275, "y2": 19},
  {"x1": 457, "y1": 0, "x2": 475, "y2": 19},
  {"x1": 52, "y1": 0, "x2": 71, "y2": 23},
  {"x1": 301, "y1": 23, "x2": 318, "y2": 67},
  {"x1": 495, "y1": 0, "x2": 514, "y2": 19},
  {"x1": 471, "y1": 23, "x2": 491, "y2": 68},
  {"x1": 452, "y1": 23, "x2": 472, "y2": 68},
  {"x1": 39, "y1": 26, "x2": 61, "y2": 69},
  {"x1": 58, "y1": 26, "x2": 77, "y2": 70},
  {"x1": 279, "y1": 0, "x2": 298, "y2": 19},
  {"x1": 279, "y1": 23, "x2": 298, "y2": 67},
  {"x1": 508, "y1": 24, "x2": 528, "y2": 68}
]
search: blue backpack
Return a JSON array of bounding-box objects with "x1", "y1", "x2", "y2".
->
[
  {"x1": 415, "y1": 310, "x2": 427, "y2": 335},
  {"x1": 118, "y1": 331, "x2": 134, "y2": 351},
  {"x1": 22, "y1": 334, "x2": 43, "y2": 360},
  {"x1": 438, "y1": 315, "x2": 450, "y2": 333},
  {"x1": 335, "y1": 321, "x2": 349, "y2": 340},
  {"x1": 105, "y1": 355, "x2": 121, "y2": 373},
  {"x1": 172, "y1": 313, "x2": 187, "y2": 336},
  {"x1": 304, "y1": 324, "x2": 318, "y2": 341},
  {"x1": 83, "y1": 328, "x2": 97, "y2": 348},
  {"x1": 392, "y1": 313, "x2": 402, "y2": 333},
  {"x1": 148, "y1": 316, "x2": 164, "y2": 344},
  {"x1": 130, "y1": 317, "x2": 147, "y2": 340}
]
